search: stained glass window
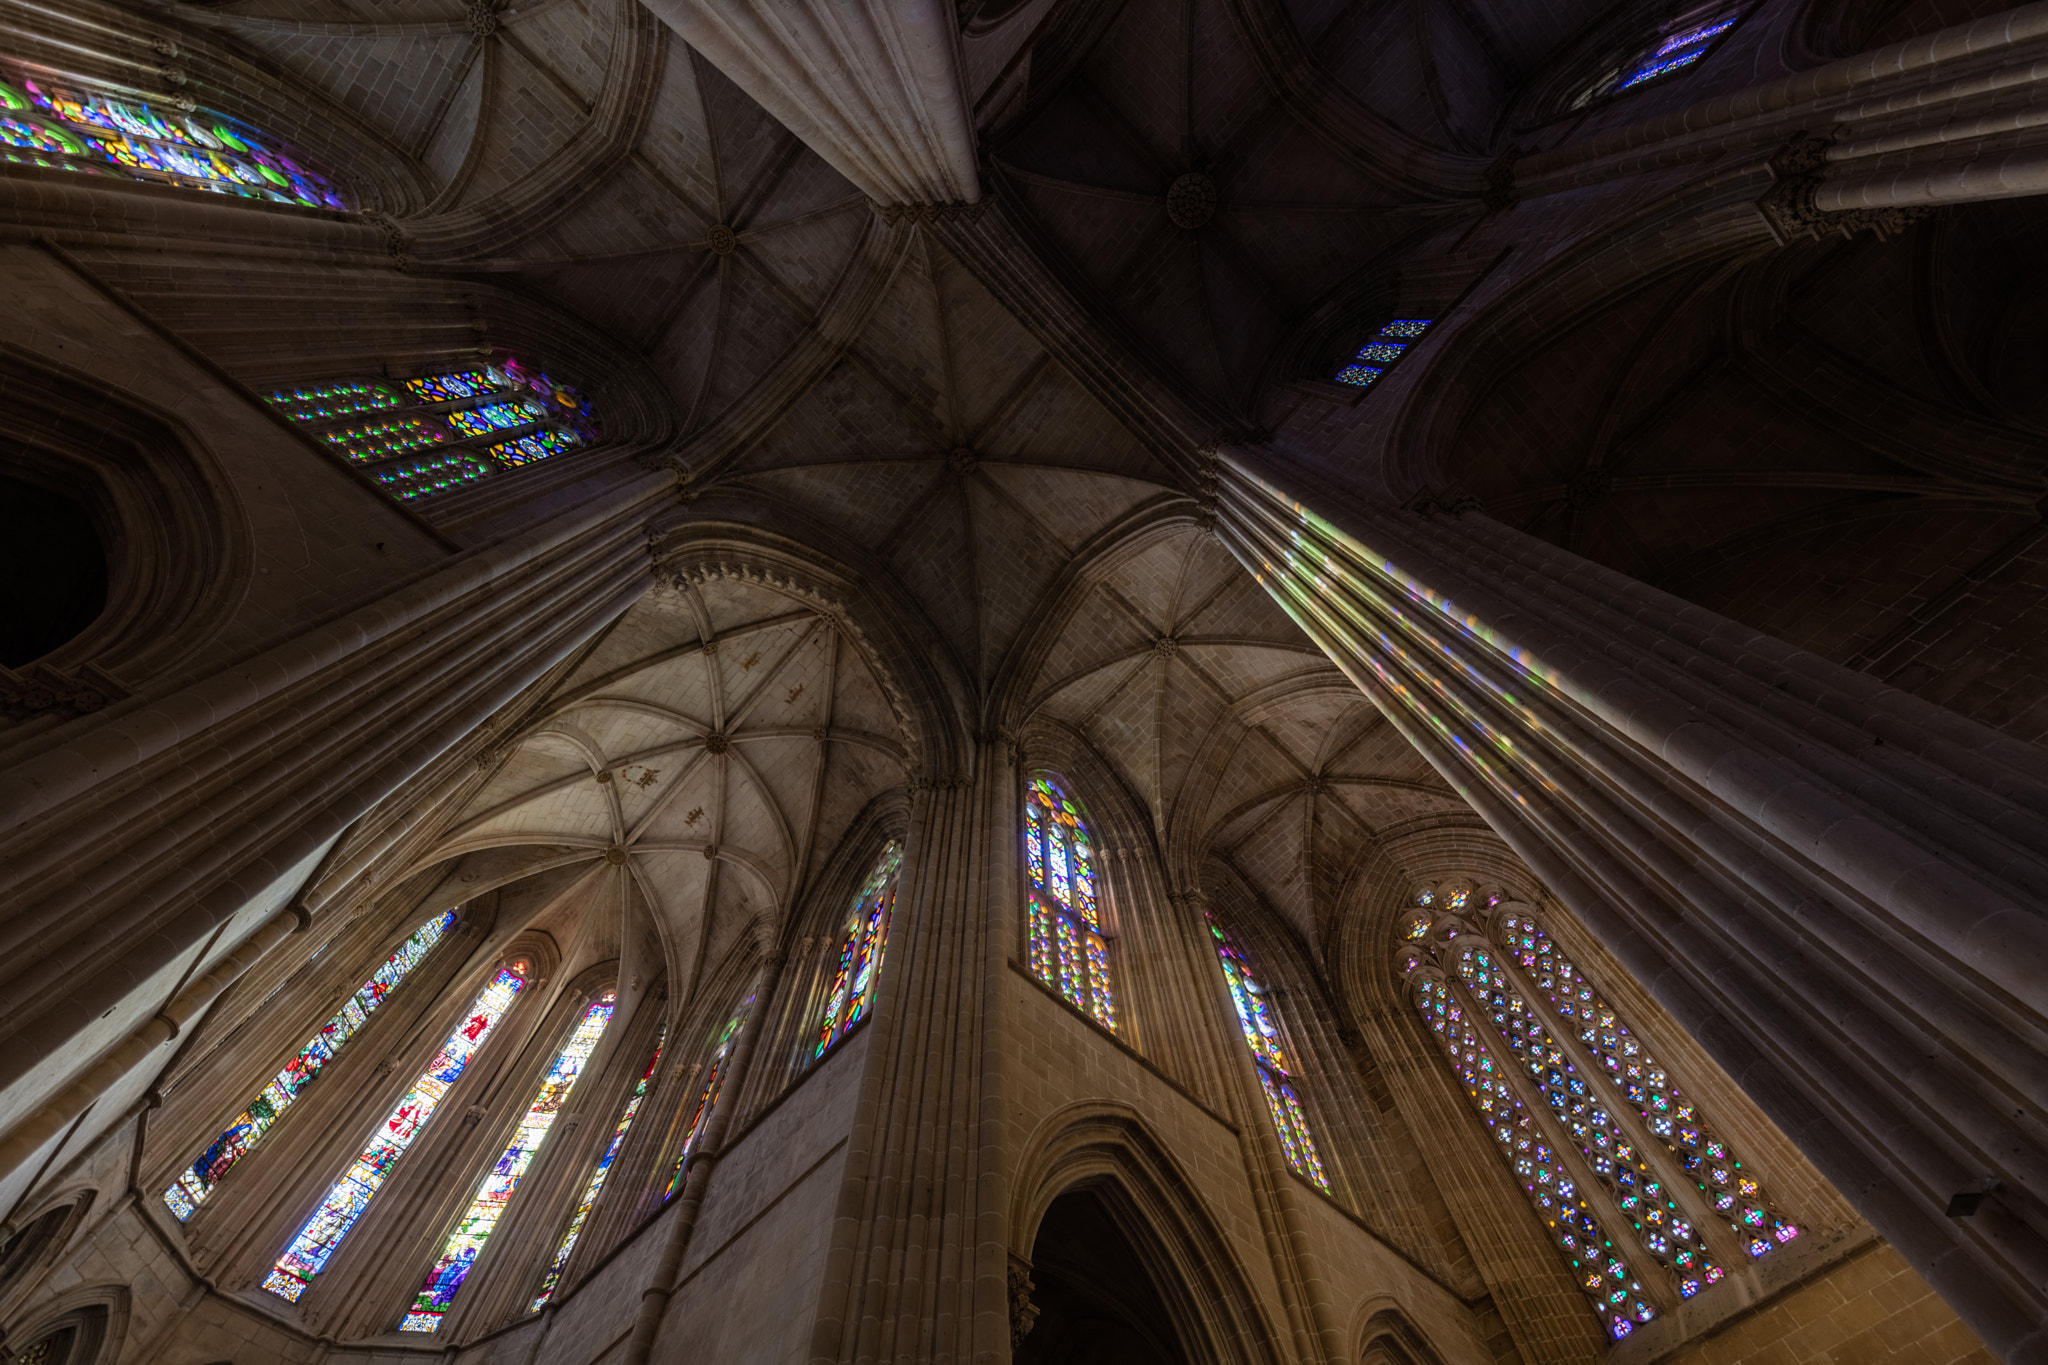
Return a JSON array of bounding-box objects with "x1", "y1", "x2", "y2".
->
[
  {"x1": 530, "y1": 1027, "x2": 667, "y2": 1312},
  {"x1": 813, "y1": 843, "x2": 903, "y2": 1060},
  {"x1": 1401, "y1": 886, "x2": 1800, "y2": 1339},
  {"x1": 264, "y1": 964, "x2": 526, "y2": 1304},
  {"x1": 1209, "y1": 916, "x2": 1327, "y2": 1190},
  {"x1": 663, "y1": 998, "x2": 752, "y2": 1200},
  {"x1": 1025, "y1": 777, "x2": 1116, "y2": 1030},
  {"x1": 265, "y1": 357, "x2": 598, "y2": 503},
  {"x1": 10, "y1": 1328, "x2": 72, "y2": 1365},
  {"x1": 163, "y1": 912, "x2": 457, "y2": 1221},
  {"x1": 1570, "y1": 2, "x2": 1751, "y2": 108},
  {"x1": 1494, "y1": 912, "x2": 1800, "y2": 1259},
  {"x1": 1334, "y1": 319, "x2": 1432, "y2": 388},
  {"x1": 402, "y1": 992, "x2": 617, "y2": 1332},
  {"x1": 0, "y1": 69, "x2": 344, "y2": 209}
]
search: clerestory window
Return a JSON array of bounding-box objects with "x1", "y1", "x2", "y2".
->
[
  {"x1": 1, "y1": 64, "x2": 346, "y2": 209},
  {"x1": 530, "y1": 1025, "x2": 667, "y2": 1311},
  {"x1": 662, "y1": 994, "x2": 753, "y2": 1200},
  {"x1": 265, "y1": 960, "x2": 527, "y2": 1304},
  {"x1": 264, "y1": 358, "x2": 599, "y2": 502},
  {"x1": 164, "y1": 912, "x2": 457, "y2": 1221},
  {"x1": 810, "y1": 842, "x2": 903, "y2": 1062},
  {"x1": 1399, "y1": 882, "x2": 1799, "y2": 1340},
  {"x1": 1569, "y1": 1, "x2": 1753, "y2": 110},
  {"x1": 1024, "y1": 775, "x2": 1117, "y2": 1030},
  {"x1": 402, "y1": 990, "x2": 617, "y2": 1332},
  {"x1": 1334, "y1": 319, "x2": 1432, "y2": 388},
  {"x1": 1209, "y1": 914, "x2": 1329, "y2": 1191}
]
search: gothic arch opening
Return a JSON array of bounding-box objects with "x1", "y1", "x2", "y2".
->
[
  {"x1": 1015, "y1": 1187, "x2": 1186, "y2": 1365},
  {"x1": 0, "y1": 476, "x2": 104, "y2": 670}
]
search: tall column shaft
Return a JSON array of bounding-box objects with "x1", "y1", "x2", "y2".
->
[{"x1": 1216, "y1": 451, "x2": 2048, "y2": 1363}]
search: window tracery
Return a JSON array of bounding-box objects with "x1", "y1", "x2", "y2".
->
[
  {"x1": 1568, "y1": 1, "x2": 1752, "y2": 109},
  {"x1": 163, "y1": 911, "x2": 457, "y2": 1221},
  {"x1": 402, "y1": 990, "x2": 617, "y2": 1332},
  {"x1": 265, "y1": 961, "x2": 527, "y2": 1304},
  {"x1": 1398, "y1": 882, "x2": 1801, "y2": 1339},
  {"x1": 663, "y1": 995, "x2": 753, "y2": 1200},
  {"x1": 1334, "y1": 319, "x2": 1432, "y2": 388},
  {"x1": 1208, "y1": 915, "x2": 1329, "y2": 1191},
  {"x1": 812, "y1": 843, "x2": 903, "y2": 1061},
  {"x1": 530, "y1": 1025, "x2": 667, "y2": 1312},
  {"x1": 1024, "y1": 776, "x2": 1116, "y2": 1030},
  {"x1": 265, "y1": 359, "x2": 599, "y2": 502},
  {"x1": 1493, "y1": 911, "x2": 1800, "y2": 1257},
  {"x1": 0, "y1": 66, "x2": 346, "y2": 209}
]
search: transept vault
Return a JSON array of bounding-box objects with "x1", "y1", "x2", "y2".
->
[{"x1": 0, "y1": 0, "x2": 2045, "y2": 1363}]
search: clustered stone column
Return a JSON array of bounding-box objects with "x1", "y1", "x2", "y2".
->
[{"x1": 1216, "y1": 449, "x2": 2048, "y2": 1362}]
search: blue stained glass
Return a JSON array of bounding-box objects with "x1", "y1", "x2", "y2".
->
[
  {"x1": 1335, "y1": 365, "x2": 1382, "y2": 387},
  {"x1": 164, "y1": 913, "x2": 456, "y2": 1220},
  {"x1": 264, "y1": 966, "x2": 524, "y2": 1303},
  {"x1": 1355, "y1": 343, "x2": 1406, "y2": 363},
  {"x1": 1379, "y1": 319, "x2": 1431, "y2": 337}
]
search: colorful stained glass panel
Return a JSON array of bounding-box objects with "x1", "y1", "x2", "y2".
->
[
  {"x1": 1024, "y1": 777, "x2": 1117, "y2": 1030},
  {"x1": 402, "y1": 992, "x2": 616, "y2": 1331},
  {"x1": 531, "y1": 1028, "x2": 666, "y2": 1311},
  {"x1": 164, "y1": 913, "x2": 456, "y2": 1221},
  {"x1": 1210, "y1": 917, "x2": 1328, "y2": 1190},
  {"x1": 813, "y1": 844, "x2": 903, "y2": 1059},
  {"x1": 666, "y1": 1000, "x2": 752, "y2": 1199},
  {"x1": 264, "y1": 966, "x2": 524, "y2": 1304}
]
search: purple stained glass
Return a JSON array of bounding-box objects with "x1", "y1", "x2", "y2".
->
[
  {"x1": 401, "y1": 992, "x2": 616, "y2": 1331},
  {"x1": 264, "y1": 966, "x2": 524, "y2": 1304},
  {"x1": 164, "y1": 912, "x2": 456, "y2": 1221}
]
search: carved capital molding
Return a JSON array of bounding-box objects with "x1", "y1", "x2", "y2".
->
[
  {"x1": 1758, "y1": 130, "x2": 1934, "y2": 244},
  {"x1": 0, "y1": 661, "x2": 130, "y2": 724},
  {"x1": 1006, "y1": 1259, "x2": 1039, "y2": 1348}
]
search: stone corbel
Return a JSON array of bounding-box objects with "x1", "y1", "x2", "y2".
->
[
  {"x1": 1757, "y1": 129, "x2": 1935, "y2": 244},
  {"x1": 0, "y1": 660, "x2": 131, "y2": 723},
  {"x1": 1006, "y1": 1255, "x2": 1039, "y2": 1348}
]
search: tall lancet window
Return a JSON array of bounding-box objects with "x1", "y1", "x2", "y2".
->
[
  {"x1": 1569, "y1": 1, "x2": 1752, "y2": 108},
  {"x1": 663, "y1": 995, "x2": 753, "y2": 1200},
  {"x1": 1024, "y1": 776, "x2": 1116, "y2": 1030},
  {"x1": 1399, "y1": 884, "x2": 1799, "y2": 1341},
  {"x1": 164, "y1": 911, "x2": 458, "y2": 1220},
  {"x1": 401, "y1": 991, "x2": 617, "y2": 1332},
  {"x1": 1492, "y1": 911, "x2": 1800, "y2": 1258},
  {"x1": 265, "y1": 962, "x2": 526, "y2": 1304},
  {"x1": 1208, "y1": 916, "x2": 1329, "y2": 1191},
  {"x1": 530, "y1": 1026, "x2": 667, "y2": 1312},
  {"x1": 812, "y1": 842, "x2": 904, "y2": 1061}
]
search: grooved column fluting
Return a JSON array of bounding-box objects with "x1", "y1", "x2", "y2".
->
[{"x1": 1215, "y1": 450, "x2": 2048, "y2": 1363}]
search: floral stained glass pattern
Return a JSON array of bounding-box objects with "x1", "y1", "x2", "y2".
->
[
  {"x1": 1413, "y1": 974, "x2": 1656, "y2": 1337},
  {"x1": 1335, "y1": 319, "x2": 1432, "y2": 387},
  {"x1": 814, "y1": 844, "x2": 904, "y2": 1061},
  {"x1": 0, "y1": 72, "x2": 346, "y2": 208},
  {"x1": 1496, "y1": 913, "x2": 1799, "y2": 1257},
  {"x1": 1456, "y1": 944, "x2": 1724, "y2": 1298},
  {"x1": 163, "y1": 913, "x2": 457, "y2": 1221},
  {"x1": 264, "y1": 966, "x2": 525, "y2": 1304},
  {"x1": 268, "y1": 358, "x2": 600, "y2": 504},
  {"x1": 402, "y1": 993, "x2": 617, "y2": 1332},
  {"x1": 1025, "y1": 777, "x2": 1116, "y2": 1029},
  {"x1": 1210, "y1": 918, "x2": 1328, "y2": 1191},
  {"x1": 531, "y1": 1028, "x2": 667, "y2": 1312},
  {"x1": 665, "y1": 997, "x2": 753, "y2": 1199}
]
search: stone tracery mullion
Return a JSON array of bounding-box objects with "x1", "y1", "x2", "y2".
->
[
  {"x1": 1482, "y1": 916, "x2": 1757, "y2": 1268},
  {"x1": 1431, "y1": 955, "x2": 1683, "y2": 1312}
]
